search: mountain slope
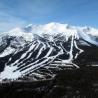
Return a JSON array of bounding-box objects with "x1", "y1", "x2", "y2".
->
[{"x1": 0, "y1": 22, "x2": 98, "y2": 81}]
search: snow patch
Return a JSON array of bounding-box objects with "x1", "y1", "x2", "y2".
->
[
  {"x1": 0, "y1": 47, "x2": 15, "y2": 57},
  {"x1": 0, "y1": 66, "x2": 21, "y2": 80}
]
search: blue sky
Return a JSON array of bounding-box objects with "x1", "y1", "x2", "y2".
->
[{"x1": 0, "y1": 0, "x2": 98, "y2": 31}]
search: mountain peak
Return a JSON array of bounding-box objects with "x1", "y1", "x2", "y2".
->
[{"x1": 1, "y1": 22, "x2": 98, "y2": 44}]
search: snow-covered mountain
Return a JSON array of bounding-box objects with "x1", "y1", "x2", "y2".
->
[{"x1": 0, "y1": 22, "x2": 98, "y2": 81}]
